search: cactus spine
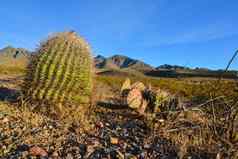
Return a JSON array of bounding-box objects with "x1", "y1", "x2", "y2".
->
[{"x1": 23, "y1": 32, "x2": 93, "y2": 106}]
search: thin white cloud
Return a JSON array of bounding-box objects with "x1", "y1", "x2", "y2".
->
[
  {"x1": 140, "y1": 20, "x2": 238, "y2": 47},
  {"x1": 140, "y1": 23, "x2": 238, "y2": 47}
]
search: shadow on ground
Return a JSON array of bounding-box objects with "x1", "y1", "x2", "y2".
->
[
  {"x1": 0, "y1": 87, "x2": 20, "y2": 102},
  {"x1": 97, "y1": 101, "x2": 128, "y2": 109}
]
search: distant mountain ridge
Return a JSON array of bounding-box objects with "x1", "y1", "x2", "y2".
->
[
  {"x1": 95, "y1": 55, "x2": 238, "y2": 79},
  {"x1": 94, "y1": 54, "x2": 154, "y2": 72},
  {"x1": 0, "y1": 46, "x2": 30, "y2": 67},
  {"x1": 156, "y1": 64, "x2": 190, "y2": 70},
  {"x1": 0, "y1": 46, "x2": 237, "y2": 79},
  {"x1": 0, "y1": 46, "x2": 30, "y2": 57}
]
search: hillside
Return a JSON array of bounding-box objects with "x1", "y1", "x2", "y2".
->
[
  {"x1": 147, "y1": 64, "x2": 238, "y2": 79},
  {"x1": 0, "y1": 46, "x2": 30, "y2": 67},
  {"x1": 95, "y1": 56, "x2": 238, "y2": 79},
  {"x1": 94, "y1": 54, "x2": 154, "y2": 73},
  {"x1": 0, "y1": 46, "x2": 31, "y2": 74}
]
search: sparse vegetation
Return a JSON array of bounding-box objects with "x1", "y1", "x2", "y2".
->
[
  {"x1": 0, "y1": 46, "x2": 237, "y2": 158},
  {"x1": 0, "y1": 66, "x2": 26, "y2": 75}
]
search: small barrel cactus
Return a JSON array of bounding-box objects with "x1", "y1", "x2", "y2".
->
[{"x1": 22, "y1": 32, "x2": 93, "y2": 107}]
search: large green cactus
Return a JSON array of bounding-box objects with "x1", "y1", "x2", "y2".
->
[{"x1": 23, "y1": 32, "x2": 93, "y2": 106}]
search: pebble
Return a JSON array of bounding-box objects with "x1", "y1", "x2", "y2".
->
[
  {"x1": 110, "y1": 137, "x2": 119, "y2": 145},
  {"x1": 51, "y1": 151, "x2": 59, "y2": 158},
  {"x1": 2, "y1": 117, "x2": 9, "y2": 123},
  {"x1": 96, "y1": 121, "x2": 104, "y2": 129},
  {"x1": 29, "y1": 146, "x2": 48, "y2": 157},
  {"x1": 0, "y1": 103, "x2": 195, "y2": 158}
]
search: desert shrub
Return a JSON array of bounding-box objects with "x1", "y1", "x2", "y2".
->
[{"x1": 160, "y1": 97, "x2": 238, "y2": 158}]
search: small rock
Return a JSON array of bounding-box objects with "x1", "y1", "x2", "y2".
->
[
  {"x1": 21, "y1": 151, "x2": 29, "y2": 158},
  {"x1": 110, "y1": 137, "x2": 119, "y2": 145},
  {"x1": 51, "y1": 151, "x2": 59, "y2": 158},
  {"x1": 66, "y1": 153, "x2": 74, "y2": 159},
  {"x1": 79, "y1": 144, "x2": 87, "y2": 156},
  {"x1": 2, "y1": 117, "x2": 9, "y2": 123},
  {"x1": 17, "y1": 144, "x2": 30, "y2": 151},
  {"x1": 29, "y1": 146, "x2": 48, "y2": 157},
  {"x1": 158, "y1": 119, "x2": 165, "y2": 123},
  {"x1": 96, "y1": 121, "x2": 104, "y2": 129},
  {"x1": 88, "y1": 148, "x2": 107, "y2": 159},
  {"x1": 144, "y1": 144, "x2": 150, "y2": 149},
  {"x1": 125, "y1": 153, "x2": 137, "y2": 159}
]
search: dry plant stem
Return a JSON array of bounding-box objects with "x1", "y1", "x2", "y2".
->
[
  {"x1": 224, "y1": 50, "x2": 238, "y2": 73},
  {"x1": 155, "y1": 96, "x2": 225, "y2": 116},
  {"x1": 217, "y1": 49, "x2": 238, "y2": 86},
  {"x1": 166, "y1": 125, "x2": 201, "y2": 133}
]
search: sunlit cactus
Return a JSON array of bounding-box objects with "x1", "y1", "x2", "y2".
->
[
  {"x1": 154, "y1": 89, "x2": 170, "y2": 105},
  {"x1": 131, "y1": 81, "x2": 146, "y2": 91},
  {"x1": 22, "y1": 31, "x2": 93, "y2": 106},
  {"x1": 121, "y1": 78, "x2": 131, "y2": 97},
  {"x1": 126, "y1": 87, "x2": 143, "y2": 109},
  {"x1": 121, "y1": 80, "x2": 147, "y2": 112},
  {"x1": 143, "y1": 88, "x2": 171, "y2": 112}
]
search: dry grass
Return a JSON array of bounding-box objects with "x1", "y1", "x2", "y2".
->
[
  {"x1": 0, "y1": 101, "x2": 69, "y2": 156},
  {"x1": 1, "y1": 69, "x2": 238, "y2": 158},
  {"x1": 96, "y1": 74, "x2": 238, "y2": 158},
  {"x1": 0, "y1": 65, "x2": 26, "y2": 75},
  {"x1": 152, "y1": 97, "x2": 238, "y2": 158},
  {"x1": 0, "y1": 102, "x2": 44, "y2": 127}
]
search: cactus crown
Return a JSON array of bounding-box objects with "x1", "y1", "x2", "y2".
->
[{"x1": 23, "y1": 31, "x2": 93, "y2": 106}]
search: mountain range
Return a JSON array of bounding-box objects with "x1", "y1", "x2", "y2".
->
[
  {"x1": 94, "y1": 54, "x2": 154, "y2": 72},
  {"x1": 0, "y1": 46, "x2": 237, "y2": 79},
  {"x1": 0, "y1": 46, "x2": 30, "y2": 68}
]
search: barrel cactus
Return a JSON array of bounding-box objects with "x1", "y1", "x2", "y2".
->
[{"x1": 22, "y1": 32, "x2": 93, "y2": 108}]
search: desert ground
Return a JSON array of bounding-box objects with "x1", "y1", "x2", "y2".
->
[{"x1": 0, "y1": 67, "x2": 237, "y2": 159}]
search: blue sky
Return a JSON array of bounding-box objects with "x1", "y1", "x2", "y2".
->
[{"x1": 0, "y1": 0, "x2": 238, "y2": 69}]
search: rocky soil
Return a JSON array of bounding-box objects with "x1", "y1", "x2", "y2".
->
[{"x1": 0, "y1": 75, "x2": 237, "y2": 159}]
